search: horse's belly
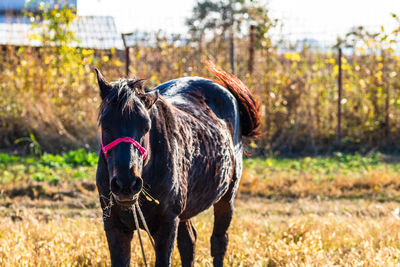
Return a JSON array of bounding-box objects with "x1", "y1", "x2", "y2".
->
[{"x1": 179, "y1": 152, "x2": 234, "y2": 220}]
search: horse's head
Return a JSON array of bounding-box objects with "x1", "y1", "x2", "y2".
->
[{"x1": 95, "y1": 69, "x2": 159, "y2": 206}]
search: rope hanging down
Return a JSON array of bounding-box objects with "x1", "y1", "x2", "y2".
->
[{"x1": 132, "y1": 202, "x2": 156, "y2": 267}]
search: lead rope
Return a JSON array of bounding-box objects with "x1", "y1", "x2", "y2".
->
[
  {"x1": 132, "y1": 204, "x2": 148, "y2": 267},
  {"x1": 132, "y1": 202, "x2": 156, "y2": 267},
  {"x1": 136, "y1": 202, "x2": 156, "y2": 249}
]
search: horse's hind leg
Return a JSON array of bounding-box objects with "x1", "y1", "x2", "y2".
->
[
  {"x1": 177, "y1": 220, "x2": 197, "y2": 267},
  {"x1": 210, "y1": 193, "x2": 234, "y2": 267}
]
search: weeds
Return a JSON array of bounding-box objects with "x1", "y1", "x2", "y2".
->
[
  {"x1": 0, "y1": 149, "x2": 97, "y2": 184},
  {"x1": 2, "y1": 5, "x2": 400, "y2": 153}
]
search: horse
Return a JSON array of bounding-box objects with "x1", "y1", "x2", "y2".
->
[{"x1": 95, "y1": 60, "x2": 260, "y2": 267}]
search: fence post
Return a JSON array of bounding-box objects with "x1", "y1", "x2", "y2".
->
[
  {"x1": 382, "y1": 50, "x2": 390, "y2": 144},
  {"x1": 121, "y1": 33, "x2": 130, "y2": 76},
  {"x1": 336, "y1": 47, "x2": 342, "y2": 148},
  {"x1": 248, "y1": 25, "x2": 255, "y2": 74},
  {"x1": 229, "y1": 30, "x2": 235, "y2": 75},
  {"x1": 229, "y1": 0, "x2": 235, "y2": 74}
]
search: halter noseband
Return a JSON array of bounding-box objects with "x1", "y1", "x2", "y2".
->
[{"x1": 100, "y1": 128, "x2": 149, "y2": 160}]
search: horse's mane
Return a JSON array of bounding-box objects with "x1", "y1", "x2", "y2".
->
[{"x1": 98, "y1": 78, "x2": 148, "y2": 124}]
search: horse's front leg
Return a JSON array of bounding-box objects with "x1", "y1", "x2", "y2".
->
[
  {"x1": 153, "y1": 217, "x2": 179, "y2": 267},
  {"x1": 105, "y1": 223, "x2": 133, "y2": 267}
]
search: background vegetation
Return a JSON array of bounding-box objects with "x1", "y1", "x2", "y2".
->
[{"x1": 1, "y1": 0, "x2": 400, "y2": 154}]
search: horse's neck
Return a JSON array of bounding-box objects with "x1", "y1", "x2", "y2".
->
[{"x1": 143, "y1": 99, "x2": 177, "y2": 182}]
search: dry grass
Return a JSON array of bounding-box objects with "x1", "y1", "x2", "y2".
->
[
  {"x1": 241, "y1": 158, "x2": 400, "y2": 202},
  {"x1": 1, "y1": 182, "x2": 400, "y2": 266}
]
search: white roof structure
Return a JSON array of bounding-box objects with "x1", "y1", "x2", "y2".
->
[{"x1": 0, "y1": 15, "x2": 124, "y2": 49}]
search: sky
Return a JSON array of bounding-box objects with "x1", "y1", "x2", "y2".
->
[
  {"x1": 78, "y1": 0, "x2": 400, "y2": 44},
  {"x1": 77, "y1": 0, "x2": 194, "y2": 33}
]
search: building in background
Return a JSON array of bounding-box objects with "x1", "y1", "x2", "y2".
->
[{"x1": 0, "y1": 0, "x2": 123, "y2": 50}]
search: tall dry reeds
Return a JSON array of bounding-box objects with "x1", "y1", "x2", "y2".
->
[{"x1": 1, "y1": 7, "x2": 400, "y2": 154}]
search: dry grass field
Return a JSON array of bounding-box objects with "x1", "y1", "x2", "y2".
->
[
  {"x1": 1, "y1": 183, "x2": 400, "y2": 266},
  {"x1": 1, "y1": 152, "x2": 400, "y2": 266}
]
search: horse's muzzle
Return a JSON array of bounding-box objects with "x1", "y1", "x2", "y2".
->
[{"x1": 110, "y1": 176, "x2": 143, "y2": 206}]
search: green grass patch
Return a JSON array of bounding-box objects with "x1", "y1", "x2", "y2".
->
[
  {"x1": 0, "y1": 149, "x2": 97, "y2": 183},
  {"x1": 244, "y1": 152, "x2": 399, "y2": 179},
  {"x1": 2, "y1": 151, "x2": 400, "y2": 188}
]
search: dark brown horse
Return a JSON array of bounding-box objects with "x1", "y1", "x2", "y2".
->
[{"x1": 95, "y1": 61, "x2": 259, "y2": 267}]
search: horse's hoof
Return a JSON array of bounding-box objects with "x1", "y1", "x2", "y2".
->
[{"x1": 213, "y1": 258, "x2": 224, "y2": 267}]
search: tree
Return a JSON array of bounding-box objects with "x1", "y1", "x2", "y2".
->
[
  {"x1": 26, "y1": 0, "x2": 78, "y2": 68},
  {"x1": 186, "y1": 0, "x2": 276, "y2": 74}
]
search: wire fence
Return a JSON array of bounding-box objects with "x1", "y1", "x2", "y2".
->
[{"x1": 1, "y1": 10, "x2": 400, "y2": 153}]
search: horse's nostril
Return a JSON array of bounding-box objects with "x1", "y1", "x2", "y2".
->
[
  {"x1": 110, "y1": 177, "x2": 123, "y2": 194},
  {"x1": 131, "y1": 178, "x2": 143, "y2": 193},
  {"x1": 129, "y1": 179, "x2": 137, "y2": 191}
]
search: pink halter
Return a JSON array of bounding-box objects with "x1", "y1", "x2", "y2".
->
[{"x1": 100, "y1": 128, "x2": 149, "y2": 160}]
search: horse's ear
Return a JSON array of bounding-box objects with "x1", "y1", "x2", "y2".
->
[
  {"x1": 140, "y1": 90, "x2": 159, "y2": 109},
  {"x1": 94, "y1": 68, "x2": 112, "y2": 99}
]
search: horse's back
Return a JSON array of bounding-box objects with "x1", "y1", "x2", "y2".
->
[{"x1": 155, "y1": 77, "x2": 241, "y2": 145}]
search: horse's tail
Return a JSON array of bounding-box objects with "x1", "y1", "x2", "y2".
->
[{"x1": 205, "y1": 60, "x2": 260, "y2": 137}]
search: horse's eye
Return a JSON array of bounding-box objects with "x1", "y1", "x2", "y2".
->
[{"x1": 102, "y1": 127, "x2": 112, "y2": 134}]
